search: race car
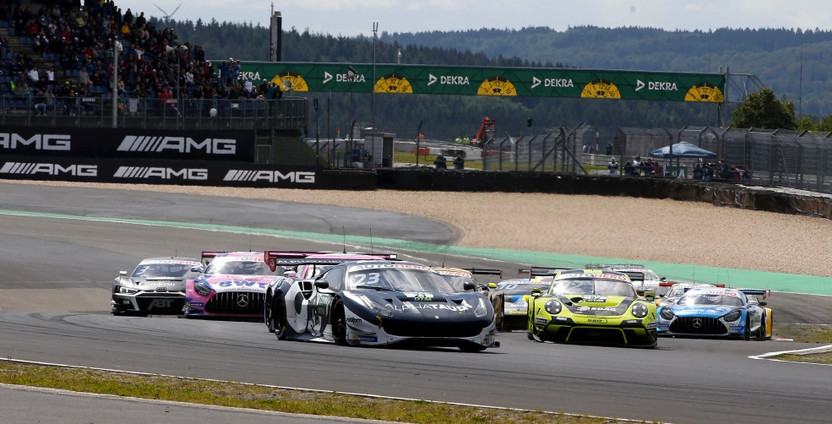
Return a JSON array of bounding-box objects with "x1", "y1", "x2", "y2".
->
[
  {"x1": 434, "y1": 267, "x2": 504, "y2": 327},
  {"x1": 589, "y1": 264, "x2": 670, "y2": 298},
  {"x1": 184, "y1": 251, "x2": 284, "y2": 319},
  {"x1": 655, "y1": 282, "x2": 722, "y2": 308},
  {"x1": 263, "y1": 250, "x2": 400, "y2": 331},
  {"x1": 489, "y1": 267, "x2": 565, "y2": 331},
  {"x1": 264, "y1": 258, "x2": 499, "y2": 352},
  {"x1": 111, "y1": 257, "x2": 203, "y2": 315},
  {"x1": 656, "y1": 287, "x2": 771, "y2": 340},
  {"x1": 528, "y1": 269, "x2": 658, "y2": 347}
]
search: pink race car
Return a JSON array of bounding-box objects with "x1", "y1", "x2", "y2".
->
[{"x1": 184, "y1": 251, "x2": 285, "y2": 319}]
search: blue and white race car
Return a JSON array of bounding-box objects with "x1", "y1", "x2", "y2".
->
[{"x1": 656, "y1": 287, "x2": 770, "y2": 340}]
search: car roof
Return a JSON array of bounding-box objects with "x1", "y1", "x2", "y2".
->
[
  {"x1": 139, "y1": 257, "x2": 201, "y2": 265},
  {"x1": 345, "y1": 261, "x2": 433, "y2": 271}
]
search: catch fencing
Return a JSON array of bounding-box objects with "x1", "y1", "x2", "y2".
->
[
  {"x1": 615, "y1": 126, "x2": 832, "y2": 194},
  {"x1": 481, "y1": 124, "x2": 593, "y2": 173}
]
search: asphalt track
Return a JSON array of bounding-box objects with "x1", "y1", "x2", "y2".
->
[{"x1": 1, "y1": 183, "x2": 832, "y2": 424}]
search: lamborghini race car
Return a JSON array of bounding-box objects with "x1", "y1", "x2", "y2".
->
[
  {"x1": 265, "y1": 259, "x2": 499, "y2": 352},
  {"x1": 528, "y1": 269, "x2": 658, "y2": 347},
  {"x1": 656, "y1": 287, "x2": 772, "y2": 340},
  {"x1": 111, "y1": 257, "x2": 203, "y2": 315},
  {"x1": 184, "y1": 251, "x2": 284, "y2": 319}
]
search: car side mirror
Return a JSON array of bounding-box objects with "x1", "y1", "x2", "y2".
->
[
  {"x1": 463, "y1": 282, "x2": 475, "y2": 291},
  {"x1": 759, "y1": 301, "x2": 767, "y2": 307},
  {"x1": 488, "y1": 283, "x2": 497, "y2": 289},
  {"x1": 119, "y1": 270, "x2": 127, "y2": 276},
  {"x1": 530, "y1": 288, "x2": 542, "y2": 298},
  {"x1": 314, "y1": 281, "x2": 329, "y2": 289},
  {"x1": 190, "y1": 266, "x2": 201, "y2": 272},
  {"x1": 660, "y1": 277, "x2": 666, "y2": 281}
]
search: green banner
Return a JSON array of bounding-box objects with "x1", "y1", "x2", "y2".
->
[{"x1": 239, "y1": 62, "x2": 725, "y2": 103}]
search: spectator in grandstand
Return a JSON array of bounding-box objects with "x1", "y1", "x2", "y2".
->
[
  {"x1": 623, "y1": 160, "x2": 636, "y2": 176},
  {"x1": 77, "y1": 67, "x2": 92, "y2": 94},
  {"x1": 607, "y1": 157, "x2": 618, "y2": 175},
  {"x1": 693, "y1": 162, "x2": 704, "y2": 180},
  {"x1": 742, "y1": 166, "x2": 752, "y2": 182},
  {"x1": 453, "y1": 154, "x2": 465, "y2": 170},
  {"x1": 33, "y1": 88, "x2": 47, "y2": 115},
  {"x1": 434, "y1": 154, "x2": 447, "y2": 169}
]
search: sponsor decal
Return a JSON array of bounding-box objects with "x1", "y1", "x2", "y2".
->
[
  {"x1": 117, "y1": 136, "x2": 237, "y2": 155},
  {"x1": 427, "y1": 74, "x2": 470, "y2": 86},
  {"x1": 730, "y1": 325, "x2": 744, "y2": 331},
  {"x1": 358, "y1": 335, "x2": 377, "y2": 342},
  {"x1": 0, "y1": 133, "x2": 71, "y2": 151},
  {"x1": 635, "y1": 80, "x2": 678, "y2": 92},
  {"x1": 535, "y1": 317, "x2": 548, "y2": 324},
  {"x1": 188, "y1": 302, "x2": 205, "y2": 307},
  {"x1": 217, "y1": 280, "x2": 269, "y2": 289},
  {"x1": 646, "y1": 322, "x2": 658, "y2": 328},
  {"x1": 236, "y1": 293, "x2": 249, "y2": 307},
  {"x1": 699, "y1": 290, "x2": 738, "y2": 296},
  {"x1": 385, "y1": 301, "x2": 471, "y2": 312},
  {"x1": 223, "y1": 170, "x2": 315, "y2": 184},
  {"x1": 350, "y1": 263, "x2": 431, "y2": 271},
  {"x1": 347, "y1": 317, "x2": 363, "y2": 324},
  {"x1": 586, "y1": 318, "x2": 607, "y2": 324},
  {"x1": 554, "y1": 316, "x2": 568, "y2": 321},
  {"x1": 114, "y1": 166, "x2": 208, "y2": 180},
  {"x1": 403, "y1": 292, "x2": 434, "y2": 301},
  {"x1": 0, "y1": 162, "x2": 97, "y2": 177},
  {"x1": 583, "y1": 295, "x2": 608, "y2": 303},
  {"x1": 531, "y1": 77, "x2": 574, "y2": 89},
  {"x1": 148, "y1": 299, "x2": 175, "y2": 309}
]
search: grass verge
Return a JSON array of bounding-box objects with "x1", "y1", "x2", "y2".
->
[
  {"x1": 769, "y1": 324, "x2": 832, "y2": 365},
  {"x1": 0, "y1": 360, "x2": 651, "y2": 423}
]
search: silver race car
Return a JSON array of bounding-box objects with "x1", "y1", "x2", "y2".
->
[{"x1": 112, "y1": 257, "x2": 203, "y2": 315}]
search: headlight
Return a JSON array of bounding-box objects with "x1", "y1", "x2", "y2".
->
[
  {"x1": 118, "y1": 286, "x2": 139, "y2": 294},
  {"x1": 631, "y1": 303, "x2": 649, "y2": 318},
  {"x1": 355, "y1": 294, "x2": 392, "y2": 317},
  {"x1": 194, "y1": 281, "x2": 212, "y2": 296},
  {"x1": 659, "y1": 307, "x2": 675, "y2": 320},
  {"x1": 544, "y1": 300, "x2": 562, "y2": 315},
  {"x1": 473, "y1": 296, "x2": 488, "y2": 318},
  {"x1": 722, "y1": 310, "x2": 742, "y2": 322}
]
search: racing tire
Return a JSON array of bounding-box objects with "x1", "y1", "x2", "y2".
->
[
  {"x1": 527, "y1": 330, "x2": 535, "y2": 340},
  {"x1": 271, "y1": 294, "x2": 288, "y2": 340},
  {"x1": 757, "y1": 314, "x2": 767, "y2": 341},
  {"x1": 332, "y1": 301, "x2": 348, "y2": 346},
  {"x1": 459, "y1": 343, "x2": 487, "y2": 353}
]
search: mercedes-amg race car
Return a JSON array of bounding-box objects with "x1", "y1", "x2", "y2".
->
[
  {"x1": 111, "y1": 257, "x2": 203, "y2": 315},
  {"x1": 184, "y1": 251, "x2": 284, "y2": 319},
  {"x1": 656, "y1": 287, "x2": 772, "y2": 340},
  {"x1": 265, "y1": 258, "x2": 499, "y2": 352},
  {"x1": 528, "y1": 269, "x2": 658, "y2": 347}
]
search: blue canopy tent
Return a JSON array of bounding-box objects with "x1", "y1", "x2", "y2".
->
[{"x1": 649, "y1": 141, "x2": 717, "y2": 177}]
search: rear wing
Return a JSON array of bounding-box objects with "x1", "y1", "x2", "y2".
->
[
  {"x1": 201, "y1": 251, "x2": 226, "y2": 267},
  {"x1": 739, "y1": 289, "x2": 771, "y2": 300},
  {"x1": 461, "y1": 268, "x2": 503, "y2": 279},
  {"x1": 619, "y1": 271, "x2": 645, "y2": 283},
  {"x1": 586, "y1": 263, "x2": 646, "y2": 270},
  {"x1": 517, "y1": 266, "x2": 572, "y2": 278},
  {"x1": 264, "y1": 250, "x2": 398, "y2": 272}
]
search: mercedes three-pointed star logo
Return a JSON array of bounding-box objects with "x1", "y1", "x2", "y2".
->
[
  {"x1": 237, "y1": 293, "x2": 249, "y2": 308},
  {"x1": 692, "y1": 317, "x2": 703, "y2": 328}
]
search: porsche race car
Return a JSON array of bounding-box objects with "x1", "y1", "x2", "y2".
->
[
  {"x1": 184, "y1": 251, "x2": 284, "y2": 319},
  {"x1": 656, "y1": 287, "x2": 772, "y2": 340},
  {"x1": 265, "y1": 258, "x2": 499, "y2": 352},
  {"x1": 111, "y1": 257, "x2": 203, "y2": 315},
  {"x1": 528, "y1": 269, "x2": 658, "y2": 347}
]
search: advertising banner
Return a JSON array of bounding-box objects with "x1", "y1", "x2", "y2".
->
[
  {"x1": 0, "y1": 127, "x2": 256, "y2": 162},
  {"x1": 0, "y1": 157, "x2": 321, "y2": 188},
  {"x1": 239, "y1": 62, "x2": 726, "y2": 103}
]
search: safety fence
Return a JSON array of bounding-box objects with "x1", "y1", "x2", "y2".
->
[
  {"x1": 481, "y1": 124, "x2": 593, "y2": 173},
  {"x1": 615, "y1": 126, "x2": 832, "y2": 194}
]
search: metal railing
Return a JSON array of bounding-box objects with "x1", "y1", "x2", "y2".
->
[{"x1": 0, "y1": 94, "x2": 308, "y2": 131}]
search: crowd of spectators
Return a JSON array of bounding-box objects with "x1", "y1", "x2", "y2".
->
[{"x1": 0, "y1": 0, "x2": 282, "y2": 115}]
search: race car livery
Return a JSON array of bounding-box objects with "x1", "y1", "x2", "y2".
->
[
  {"x1": 265, "y1": 259, "x2": 499, "y2": 352},
  {"x1": 655, "y1": 282, "x2": 722, "y2": 308},
  {"x1": 184, "y1": 251, "x2": 283, "y2": 319},
  {"x1": 590, "y1": 264, "x2": 669, "y2": 298},
  {"x1": 491, "y1": 276, "x2": 553, "y2": 331},
  {"x1": 656, "y1": 287, "x2": 771, "y2": 340},
  {"x1": 528, "y1": 269, "x2": 658, "y2": 347},
  {"x1": 435, "y1": 267, "x2": 503, "y2": 328},
  {"x1": 112, "y1": 257, "x2": 203, "y2": 315}
]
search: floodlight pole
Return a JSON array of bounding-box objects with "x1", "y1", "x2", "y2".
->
[
  {"x1": 372, "y1": 22, "x2": 378, "y2": 168},
  {"x1": 347, "y1": 66, "x2": 356, "y2": 166}
]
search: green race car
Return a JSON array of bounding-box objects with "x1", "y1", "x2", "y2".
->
[{"x1": 528, "y1": 269, "x2": 658, "y2": 348}]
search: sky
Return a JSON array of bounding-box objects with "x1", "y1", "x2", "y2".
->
[{"x1": 114, "y1": 0, "x2": 832, "y2": 37}]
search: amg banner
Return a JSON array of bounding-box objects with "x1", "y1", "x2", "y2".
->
[
  {"x1": 0, "y1": 127, "x2": 255, "y2": 162},
  {"x1": 0, "y1": 156, "x2": 327, "y2": 188}
]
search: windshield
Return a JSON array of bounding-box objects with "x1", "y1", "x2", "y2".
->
[
  {"x1": 439, "y1": 274, "x2": 474, "y2": 291},
  {"x1": 678, "y1": 293, "x2": 743, "y2": 307},
  {"x1": 549, "y1": 277, "x2": 636, "y2": 297},
  {"x1": 347, "y1": 268, "x2": 456, "y2": 293},
  {"x1": 132, "y1": 263, "x2": 194, "y2": 278},
  {"x1": 205, "y1": 260, "x2": 280, "y2": 276}
]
